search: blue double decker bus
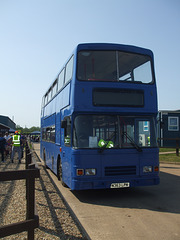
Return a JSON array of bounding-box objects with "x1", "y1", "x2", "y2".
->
[{"x1": 40, "y1": 43, "x2": 159, "y2": 190}]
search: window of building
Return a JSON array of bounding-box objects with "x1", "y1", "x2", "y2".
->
[{"x1": 168, "y1": 117, "x2": 179, "y2": 131}]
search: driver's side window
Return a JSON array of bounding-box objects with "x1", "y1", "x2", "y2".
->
[{"x1": 61, "y1": 116, "x2": 71, "y2": 146}]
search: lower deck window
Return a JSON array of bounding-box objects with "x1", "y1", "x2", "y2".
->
[
  {"x1": 42, "y1": 125, "x2": 55, "y2": 142},
  {"x1": 73, "y1": 115, "x2": 157, "y2": 149}
]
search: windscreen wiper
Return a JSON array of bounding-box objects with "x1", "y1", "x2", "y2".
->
[{"x1": 123, "y1": 132, "x2": 142, "y2": 152}]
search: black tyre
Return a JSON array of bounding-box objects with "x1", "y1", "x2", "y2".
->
[
  {"x1": 43, "y1": 149, "x2": 46, "y2": 166},
  {"x1": 57, "y1": 156, "x2": 67, "y2": 187}
]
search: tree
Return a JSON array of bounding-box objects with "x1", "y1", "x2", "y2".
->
[{"x1": 16, "y1": 125, "x2": 40, "y2": 134}]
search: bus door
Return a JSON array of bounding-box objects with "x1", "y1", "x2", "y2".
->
[
  {"x1": 61, "y1": 116, "x2": 72, "y2": 184},
  {"x1": 135, "y1": 118, "x2": 155, "y2": 176}
]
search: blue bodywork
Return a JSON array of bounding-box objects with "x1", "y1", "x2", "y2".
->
[{"x1": 40, "y1": 43, "x2": 159, "y2": 190}]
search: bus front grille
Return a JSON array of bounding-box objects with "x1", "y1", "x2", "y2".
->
[{"x1": 105, "y1": 166, "x2": 136, "y2": 176}]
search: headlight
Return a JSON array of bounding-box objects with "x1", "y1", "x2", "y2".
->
[
  {"x1": 143, "y1": 166, "x2": 152, "y2": 173},
  {"x1": 85, "y1": 168, "x2": 96, "y2": 175}
]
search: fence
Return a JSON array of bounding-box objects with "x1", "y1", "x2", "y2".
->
[{"x1": 0, "y1": 142, "x2": 40, "y2": 240}]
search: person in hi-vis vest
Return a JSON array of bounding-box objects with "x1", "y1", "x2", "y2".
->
[{"x1": 11, "y1": 131, "x2": 22, "y2": 163}]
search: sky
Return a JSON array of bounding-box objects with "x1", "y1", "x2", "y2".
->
[{"x1": 0, "y1": 0, "x2": 180, "y2": 128}]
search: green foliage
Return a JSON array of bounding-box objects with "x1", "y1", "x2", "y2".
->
[{"x1": 16, "y1": 125, "x2": 40, "y2": 134}]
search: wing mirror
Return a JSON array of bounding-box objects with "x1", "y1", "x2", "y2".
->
[{"x1": 61, "y1": 119, "x2": 67, "y2": 128}]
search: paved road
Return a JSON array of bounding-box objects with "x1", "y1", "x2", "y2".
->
[{"x1": 33, "y1": 143, "x2": 180, "y2": 240}]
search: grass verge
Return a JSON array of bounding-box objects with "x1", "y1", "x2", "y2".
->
[
  {"x1": 159, "y1": 148, "x2": 177, "y2": 152},
  {"x1": 159, "y1": 153, "x2": 180, "y2": 163}
]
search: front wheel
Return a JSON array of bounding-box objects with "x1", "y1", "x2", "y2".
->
[{"x1": 57, "y1": 156, "x2": 67, "y2": 187}]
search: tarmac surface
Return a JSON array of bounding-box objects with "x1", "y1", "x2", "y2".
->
[{"x1": 33, "y1": 143, "x2": 180, "y2": 240}]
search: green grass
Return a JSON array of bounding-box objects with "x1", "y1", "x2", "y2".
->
[
  {"x1": 159, "y1": 147, "x2": 180, "y2": 163},
  {"x1": 159, "y1": 148, "x2": 177, "y2": 152},
  {"x1": 159, "y1": 153, "x2": 180, "y2": 163}
]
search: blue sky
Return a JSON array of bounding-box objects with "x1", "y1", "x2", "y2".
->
[{"x1": 0, "y1": 0, "x2": 179, "y2": 128}]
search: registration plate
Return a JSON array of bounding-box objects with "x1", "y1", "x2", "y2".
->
[{"x1": 110, "y1": 182, "x2": 130, "y2": 188}]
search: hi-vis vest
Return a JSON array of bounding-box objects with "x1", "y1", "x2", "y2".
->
[
  {"x1": 12, "y1": 135, "x2": 21, "y2": 147},
  {"x1": 98, "y1": 139, "x2": 114, "y2": 148}
]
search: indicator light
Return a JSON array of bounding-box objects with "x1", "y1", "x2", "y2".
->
[
  {"x1": 77, "y1": 169, "x2": 84, "y2": 176},
  {"x1": 154, "y1": 166, "x2": 159, "y2": 172}
]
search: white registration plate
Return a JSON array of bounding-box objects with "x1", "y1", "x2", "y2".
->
[{"x1": 110, "y1": 182, "x2": 130, "y2": 188}]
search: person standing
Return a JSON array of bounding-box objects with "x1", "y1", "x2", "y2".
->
[
  {"x1": 4, "y1": 132, "x2": 11, "y2": 158},
  {"x1": 11, "y1": 131, "x2": 22, "y2": 163},
  {"x1": 0, "y1": 132, "x2": 6, "y2": 162}
]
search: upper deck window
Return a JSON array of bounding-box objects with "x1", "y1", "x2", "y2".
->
[
  {"x1": 65, "y1": 55, "x2": 74, "y2": 85},
  {"x1": 52, "y1": 80, "x2": 58, "y2": 98},
  {"x1": 77, "y1": 51, "x2": 153, "y2": 84},
  {"x1": 44, "y1": 93, "x2": 48, "y2": 105},
  {"x1": 58, "y1": 68, "x2": 65, "y2": 91}
]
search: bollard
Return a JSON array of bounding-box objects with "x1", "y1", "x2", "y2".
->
[
  {"x1": 176, "y1": 140, "x2": 179, "y2": 156},
  {"x1": 26, "y1": 163, "x2": 36, "y2": 240}
]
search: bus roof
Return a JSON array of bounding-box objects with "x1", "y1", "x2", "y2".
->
[
  {"x1": 43, "y1": 43, "x2": 154, "y2": 99},
  {"x1": 76, "y1": 43, "x2": 154, "y2": 58}
]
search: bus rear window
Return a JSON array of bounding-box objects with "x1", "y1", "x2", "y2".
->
[{"x1": 77, "y1": 50, "x2": 153, "y2": 84}]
